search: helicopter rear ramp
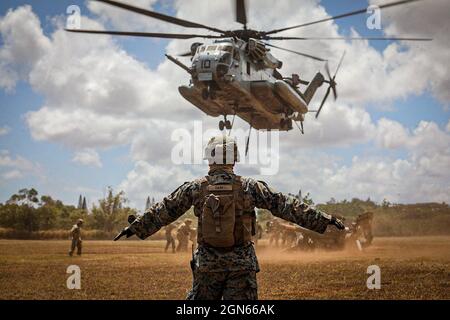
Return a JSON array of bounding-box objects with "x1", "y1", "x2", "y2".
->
[{"x1": 178, "y1": 85, "x2": 222, "y2": 117}]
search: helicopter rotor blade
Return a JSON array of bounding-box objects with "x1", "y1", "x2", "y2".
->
[
  {"x1": 235, "y1": 0, "x2": 248, "y2": 27},
  {"x1": 94, "y1": 0, "x2": 225, "y2": 34},
  {"x1": 264, "y1": 43, "x2": 327, "y2": 62},
  {"x1": 330, "y1": 50, "x2": 345, "y2": 100},
  {"x1": 264, "y1": 36, "x2": 432, "y2": 41},
  {"x1": 333, "y1": 50, "x2": 346, "y2": 79},
  {"x1": 332, "y1": 85, "x2": 337, "y2": 100},
  {"x1": 65, "y1": 29, "x2": 223, "y2": 39},
  {"x1": 324, "y1": 61, "x2": 332, "y2": 80},
  {"x1": 178, "y1": 51, "x2": 192, "y2": 57},
  {"x1": 264, "y1": 0, "x2": 423, "y2": 35},
  {"x1": 316, "y1": 86, "x2": 331, "y2": 119}
]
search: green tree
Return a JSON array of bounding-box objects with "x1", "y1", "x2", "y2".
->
[
  {"x1": 90, "y1": 187, "x2": 136, "y2": 232},
  {"x1": 145, "y1": 196, "x2": 151, "y2": 210},
  {"x1": 7, "y1": 188, "x2": 39, "y2": 206},
  {"x1": 82, "y1": 197, "x2": 87, "y2": 211},
  {"x1": 77, "y1": 195, "x2": 82, "y2": 209}
]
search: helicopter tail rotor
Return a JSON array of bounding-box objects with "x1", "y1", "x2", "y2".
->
[{"x1": 316, "y1": 51, "x2": 345, "y2": 119}]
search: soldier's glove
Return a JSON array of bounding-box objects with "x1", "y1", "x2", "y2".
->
[
  {"x1": 330, "y1": 216, "x2": 346, "y2": 230},
  {"x1": 127, "y1": 214, "x2": 136, "y2": 224},
  {"x1": 113, "y1": 214, "x2": 138, "y2": 241},
  {"x1": 113, "y1": 227, "x2": 134, "y2": 241}
]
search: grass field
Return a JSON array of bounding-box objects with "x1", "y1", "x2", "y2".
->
[{"x1": 0, "y1": 236, "x2": 449, "y2": 300}]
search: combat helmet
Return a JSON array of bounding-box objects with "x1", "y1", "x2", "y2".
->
[{"x1": 204, "y1": 135, "x2": 240, "y2": 165}]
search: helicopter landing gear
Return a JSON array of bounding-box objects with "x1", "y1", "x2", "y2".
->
[
  {"x1": 279, "y1": 118, "x2": 288, "y2": 129},
  {"x1": 219, "y1": 116, "x2": 232, "y2": 131}
]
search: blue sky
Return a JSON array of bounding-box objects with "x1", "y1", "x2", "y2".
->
[{"x1": 0, "y1": 0, "x2": 449, "y2": 208}]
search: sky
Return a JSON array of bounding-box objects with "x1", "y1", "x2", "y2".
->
[{"x1": 0, "y1": 0, "x2": 449, "y2": 211}]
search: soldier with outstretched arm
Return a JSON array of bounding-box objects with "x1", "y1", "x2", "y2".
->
[{"x1": 115, "y1": 135, "x2": 345, "y2": 300}]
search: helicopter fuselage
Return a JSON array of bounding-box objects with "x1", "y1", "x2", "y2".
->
[{"x1": 178, "y1": 38, "x2": 323, "y2": 131}]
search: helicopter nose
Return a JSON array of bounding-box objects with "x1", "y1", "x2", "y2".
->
[{"x1": 197, "y1": 57, "x2": 212, "y2": 71}]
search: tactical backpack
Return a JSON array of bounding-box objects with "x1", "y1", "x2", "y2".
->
[{"x1": 196, "y1": 175, "x2": 256, "y2": 248}]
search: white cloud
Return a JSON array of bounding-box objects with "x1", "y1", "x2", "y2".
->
[
  {"x1": 26, "y1": 107, "x2": 139, "y2": 149},
  {"x1": 271, "y1": 119, "x2": 450, "y2": 204},
  {"x1": 373, "y1": 0, "x2": 450, "y2": 103},
  {"x1": 0, "y1": 149, "x2": 44, "y2": 181},
  {"x1": 72, "y1": 149, "x2": 102, "y2": 168},
  {"x1": 87, "y1": 0, "x2": 164, "y2": 31},
  {"x1": 375, "y1": 118, "x2": 409, "y2": 149},
  {"x1": 0, "y1": 125, "x2": 10, "y2": 136},
  {"x1": 2, "y1": 170, "x2": 22, "y2": 180},
  {"x1": 118, "y1": 160, "x2": 204, "y2": 208},
  {"x1": 0, "y1": 5, "x2": 51, "y2": 91},
  {"x1": 281, "y1": 103, "x2": 377, "y2": 148}
]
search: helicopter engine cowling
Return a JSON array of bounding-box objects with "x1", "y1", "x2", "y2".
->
[
  {"x1": 247, "y1": 38, "x2": 267, "y2": 61},
  {"x1": 247, "y1": 38, "x2": 282, "y2": 69}
]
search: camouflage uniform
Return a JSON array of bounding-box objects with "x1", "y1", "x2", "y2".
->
[
  {"x1": 128, "y1": 166, "x2": 333, "y2": 300},
  {"x1": 69, "y1": 220, "x2": 83, "y2": 256}
]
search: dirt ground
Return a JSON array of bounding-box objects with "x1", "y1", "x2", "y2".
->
[{"x1": 0, "y1": 236, "x2": 448, "y2": 299}]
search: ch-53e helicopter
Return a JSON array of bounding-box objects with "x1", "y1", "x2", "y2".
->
[{"x1": 67, "y1": 0, "x2": 430, "y2": 136}]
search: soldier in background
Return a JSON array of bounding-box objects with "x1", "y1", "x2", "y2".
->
[
  {"x1": 267, "y1": 218, "x2": 282, "y2": 247},
  {"x1": 115, "y1": 135, "x2": 345, "y2": 300},
  {"x1": 357, "y1": 211, "x2": 374, "y2": 246},
  {"x1": 352, "y1": 211, "x2": 374, "y2": 248},
  {"x1": 176, "y1": 219, "x2": 193, "y2": 252},
  {"x1": 164, "y1": 222, "x2": 178, "y2": 253},
  {"x1": 69, "y1": 219, "x2": 83, "y2": 256},
  {"x1": 253, "y1": 221, "x2": 263, "y2": 245},
  {"x1": 281, "y1": 222, "x2": 298, "y2": 247}
]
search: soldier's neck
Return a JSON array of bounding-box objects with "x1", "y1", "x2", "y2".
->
[{"x1": 208, "y1": 164, "x2": 234, "y2": 175}]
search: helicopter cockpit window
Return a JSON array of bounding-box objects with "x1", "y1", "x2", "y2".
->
[
  {"x1": 198, "y1": 46, "x2": 206, "y2": 53},
  {"x1": 219, "y1": 52, "x2": 232, "y2": 65},
  {"x1": 220, "y1": 45, "x2": 233, "y2": 53},
  {"x1": 207, "y1": 45, "x2": 217, "y2": 51}
]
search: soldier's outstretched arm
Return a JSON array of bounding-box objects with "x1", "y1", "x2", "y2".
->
[
  {"x1": 116, "y1": 181, "x2": 198, "y2": 240},
  {"x1": 245, "y1": 179, "x2": 344, "y2": 234}
]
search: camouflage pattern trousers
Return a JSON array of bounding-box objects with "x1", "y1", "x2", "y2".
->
[
  {"x1": 187, "y1": 269, "x2": 258, "y2": 300},
  {"x1": 69, "y1": 239, "x2": 82, "y2": 256}
]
